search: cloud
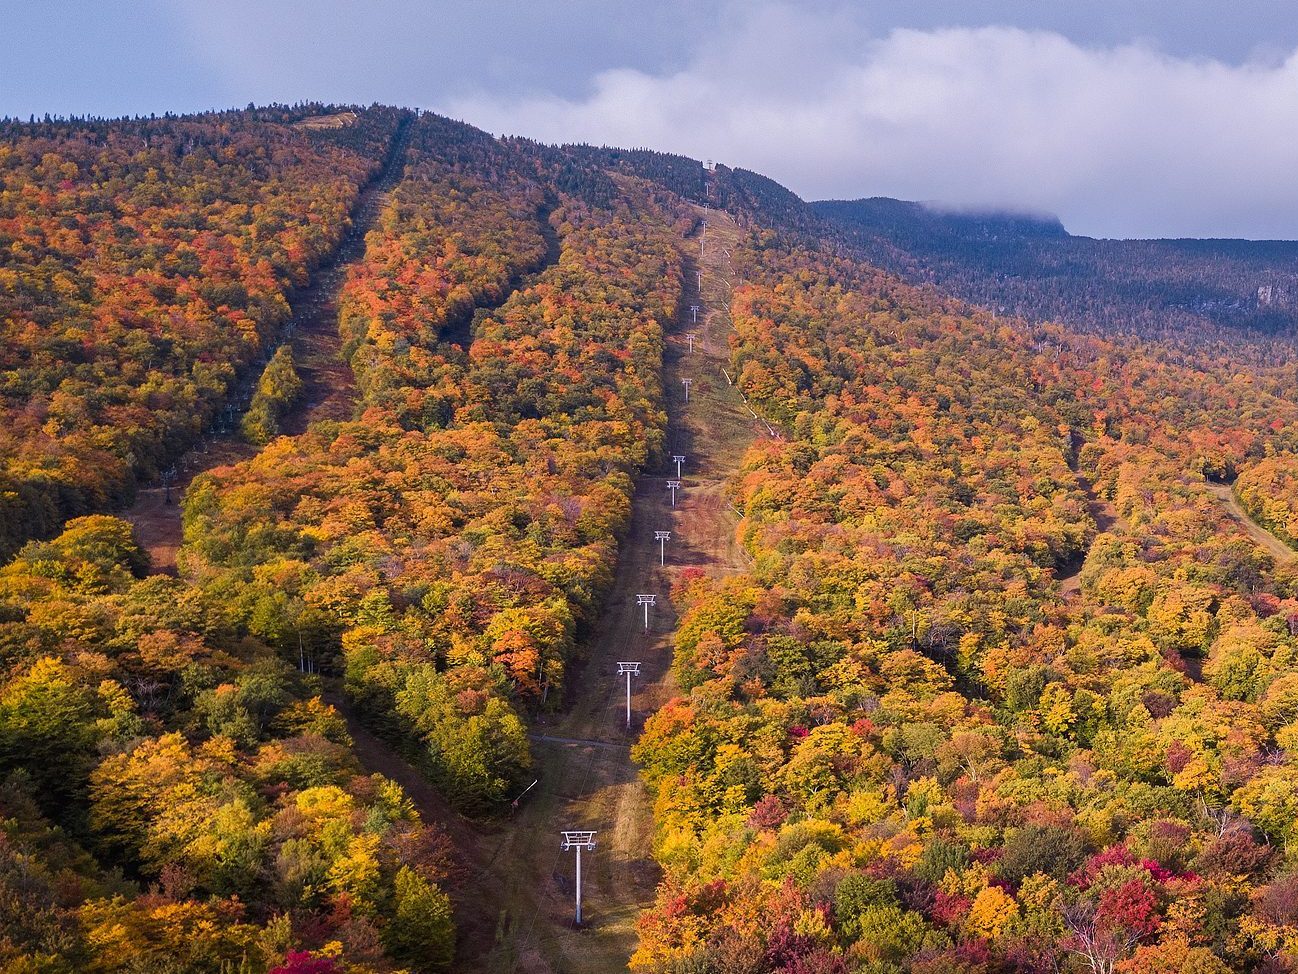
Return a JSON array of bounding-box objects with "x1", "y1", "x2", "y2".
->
[{"x1": 444, "y1": 6, "x2": 1298, "y2": 238}]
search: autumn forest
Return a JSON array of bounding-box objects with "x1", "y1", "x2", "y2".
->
[{"x1": 5, "y1": 103, "x2": 1298, "y2": 974}]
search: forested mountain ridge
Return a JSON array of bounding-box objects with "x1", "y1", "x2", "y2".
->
[
  {"x1": 815, "y1": 195, "x2": 1298, "y2": 348},
  {"x1": 6, "y1": 105, "x2": 1298, "y2": 974}
]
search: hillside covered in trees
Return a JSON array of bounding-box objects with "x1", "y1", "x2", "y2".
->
[
  {"x1": 630, "y1": 207, "x2": 1298, "y2": 974},
  {"x1": 0, "y1": 105, "x2": 408, "y2": 558},
  {"x1": 6, "y1": 104, "x2": 1298, "y2": 974}
]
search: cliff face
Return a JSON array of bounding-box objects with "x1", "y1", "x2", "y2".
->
[{"x1": 1258, "y1": 283, "x2": 1294, "y2": 308}]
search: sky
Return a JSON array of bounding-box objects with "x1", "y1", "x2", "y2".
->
[{"x1": 5, "y1": 1, "x2": 1298, "y2": 238}]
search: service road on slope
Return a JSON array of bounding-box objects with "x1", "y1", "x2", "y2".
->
[{"x1": 1207, "y1": 480, "x2": 1298, "y2": 565}]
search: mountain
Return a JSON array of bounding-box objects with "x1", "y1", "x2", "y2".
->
[
  {"x1": 820, "y1": 196, "x2": 1069, "y2": 240},
  {"x1": 6, "y1": 105, "x2": 1298, "y2": 974},
  {"x1": 814, "y1": 195, "x2": 1298, "y2": 346}
]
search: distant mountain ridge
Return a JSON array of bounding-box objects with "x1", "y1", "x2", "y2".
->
[
  {"x1": 812, "y1": 195, "x2": 1298, "y2": 344},
  {"x1": 819, "y1": 196, "x2": 1068, "y2": 241}
]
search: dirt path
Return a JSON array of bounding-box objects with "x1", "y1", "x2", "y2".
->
[
  {"x1": 328, "y1": 693, "x2": 480, "y2": 848},
  {"x1": 1207, "y1": 481, "x2": 1297, "y2": 564},
  {"x1": 1053, "y1": 463, "x2": 1298, "y2": 598},
  {"x1": 456, "y1": 205, "x2": 760, "y2": 974},
  {"x1": 1057, "y1": 472, "x2": 1118, "y2": 596},
  {"x1": 123, "y1": 118, "x2": 414, "y2": 572}
]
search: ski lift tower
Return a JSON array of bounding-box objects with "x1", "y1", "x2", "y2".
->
[
  {"x1": 560, "y1": 830, "x2": 597, "y2": 925},
  {"x1": 617, "y1": 662, "x2": 641, "y2": 728},
  {"x1": 636, "y1": 594, "x2": 657, "y2": 631},
  {"x1": 161, "y1": 465, "x2": 177, "y2": 506},
  {"x1": 654, "y1": 530, "x2": 671, "y2": 566}
]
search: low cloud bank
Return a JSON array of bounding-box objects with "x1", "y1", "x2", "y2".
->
[{"x1": 447, "y1": 7, "x2": 1298, "y2": 239}]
